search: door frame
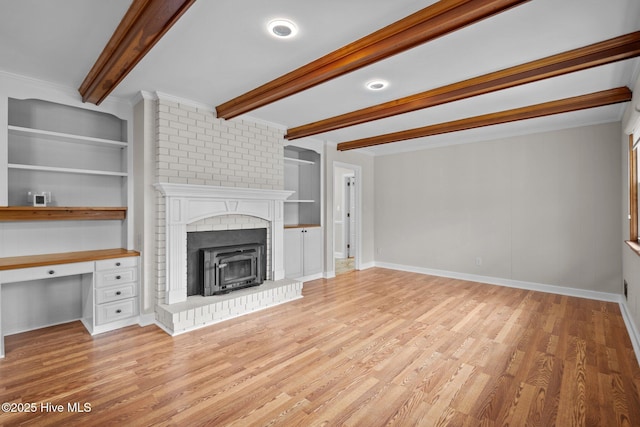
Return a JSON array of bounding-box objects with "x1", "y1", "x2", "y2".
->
[{"x1": 332, "y1": 161, "x2": 362, "y2": 273}]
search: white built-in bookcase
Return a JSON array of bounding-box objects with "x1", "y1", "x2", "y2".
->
[{"x1": 0, "y1": 73, "x2": 134, "y2": 257}]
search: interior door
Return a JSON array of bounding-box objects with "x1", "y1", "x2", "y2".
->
[{"x1": 347, "y1": 176, "x2": 356, "y2": 258}]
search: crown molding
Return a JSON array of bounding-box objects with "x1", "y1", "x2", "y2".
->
[
  {"x1": 154, "y1": 91, "x2": 215, "y2": 112},
  {"x1": 237, "y1": 114, "x2": 287, "y2": 131},
  {"x1": 0, "y1": 69, "x2": 131, "y2": 113}
]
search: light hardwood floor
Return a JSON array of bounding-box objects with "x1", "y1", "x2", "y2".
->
[{"x1": 1, "y1": 268, "x2": 639, "y2": 426}]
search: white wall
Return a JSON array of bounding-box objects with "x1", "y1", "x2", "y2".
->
[
  {"x1": 374, "y1": 122, "x2": 622, "y2": 293},
  {"x1": 133, "y1": 97, "x2": 156, "y2": 316}
]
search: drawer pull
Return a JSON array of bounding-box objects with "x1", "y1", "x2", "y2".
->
[
  {"x1": 116, "y1": 309, "x2": 122, "y2": 314},
  {"x1": 116, "y1": 275, "x2": 122, "y2": 280},
  {"x1": 116, "y1": 262, "x2": 121, "y2": 267},
  {"x1": 48, "y1": 270, "x2": 55, "y2": 275},
  {"x1": 116, "y1": 291, "x2": 122, "y2": 296}
]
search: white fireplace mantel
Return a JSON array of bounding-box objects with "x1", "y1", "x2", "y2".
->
[{"x1": 155, "y1": 183, "x2": 293, "y2": 304}]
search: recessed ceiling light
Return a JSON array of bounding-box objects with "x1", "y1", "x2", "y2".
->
[
  {"x1": 366, "y1": 80, "x2": 389, "y2": 91},
  {"x1": 268, "y1": 19, "x2": 298, "y2": 39}
]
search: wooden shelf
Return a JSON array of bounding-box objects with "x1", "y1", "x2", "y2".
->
[
  {"x1": 0, "y1": 248, "x2": 139, "y2": 271},
  {"x1": 0, "y1": 207, "x2": 127, "y2": 221}
]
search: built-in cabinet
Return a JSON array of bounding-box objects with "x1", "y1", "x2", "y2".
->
[
  {"x1": 0, "y1": 75, "x2": 137, "y2": 347},
  {"x1": 0, "y1": 250, "x2": 139, "y2": 357},
  {"x1": 284, "y1": 226, "x2": 323, "y2": 279},
  {"x1": 88, "y1": 256, "x2": 139, "y2": 332},
  {"x1": 284, "y1": 144, "x2": 323, "y2": 280}
]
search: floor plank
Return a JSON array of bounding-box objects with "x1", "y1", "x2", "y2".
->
[{"x1": 1, "y1": 268, "x2": 639, "y2": 426}]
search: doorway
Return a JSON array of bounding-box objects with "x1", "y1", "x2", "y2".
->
[{"x1": 333, "y1": 162, "x2": 360, "y2": 276}]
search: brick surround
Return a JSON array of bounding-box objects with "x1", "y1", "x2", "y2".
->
[
  {"x1": 153, "y1": 95, "x2": 300, "y2": 333},
  {"x1": 154, "y1": 96, "x2": 285, "y2": 305},
  {"x1": 156, "y1": 97, "x2": 284, "y2": 189}
]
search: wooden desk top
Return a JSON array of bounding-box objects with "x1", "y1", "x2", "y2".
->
[{"x1": 0, "y1": 248, "x2": 140, "y2": 271}]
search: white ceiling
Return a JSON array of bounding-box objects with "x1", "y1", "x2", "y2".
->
[{"x1": 1, "y1": 0, "x2": 639, "y2": 155}]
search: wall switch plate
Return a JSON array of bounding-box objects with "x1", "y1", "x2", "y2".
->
[{"x1": 475, "y1": 257, "x2": 482, "y2": 266}]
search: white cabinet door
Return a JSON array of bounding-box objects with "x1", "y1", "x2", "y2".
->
[
  {"x1": 284, "y1": 227, "x2": 323, "y2": 279},
  {"x1": 284, "y1": 228, "x2": 303, "y2": 279},
  {"x1": 302, "y1": 227, "x2": 323, "y2": 276}
]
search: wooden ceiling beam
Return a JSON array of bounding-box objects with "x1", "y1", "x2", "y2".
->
[
  {"x1": 336, "y1": 87, "x2": 632, "y2": 150},
  {"x1": 79, "y1": 0, "x2": 196, "y2": 105},
  {"x1": 215, "y1": 0, "x2": 531, "y2": 119},
  {"x1": 289, "y1": 31, "x2": 640, "y2": 140}
]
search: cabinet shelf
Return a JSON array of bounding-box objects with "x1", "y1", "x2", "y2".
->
[
  {"x1": 8, "y1": 163, "x2": 127, "y2": 177},
  {"x1": 8, "y1": 125, "x2": 127, "y2": 148},
  {"x1": 0, "y1": 206, "x2": 127, "y2": 221},
  {"x1": 284, "y1": 156, "x2": 315, "y2": 165},
  {"x1": 284, "y1": 199, "x2": 315, "y2": 203}
]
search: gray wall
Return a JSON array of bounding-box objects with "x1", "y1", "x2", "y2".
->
[
  {"x1": 621, "y1": 72, "x2": 640, "y2": 336},
  {"x1": 374, "y1": 122, "x2": 622, "y2": 293}
]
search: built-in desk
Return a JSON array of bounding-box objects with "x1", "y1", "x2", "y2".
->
[{"x1": 0, "y1": 248, "x2": 140, "y2": 358}]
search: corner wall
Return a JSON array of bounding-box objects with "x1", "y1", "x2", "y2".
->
[{"x1": 621, "y1": 71, "x2": 640, "y2": 341}]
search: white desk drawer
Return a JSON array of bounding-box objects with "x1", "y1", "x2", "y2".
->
[
  {"x1": 0, "y1": 261, "x2": 94, "y2": 284},
  {"x1": 96, "y1": 268, "x2": 136, "y2": 288},
  {"x1": 96, "y1": 298, "x2": 138, "y2": 325},
  {"x1": 96, "y1": 282, "x2": 137, "y2": 304},
  {"x1": 95, "y1": 257, "x2": 138, "y2": 272}
]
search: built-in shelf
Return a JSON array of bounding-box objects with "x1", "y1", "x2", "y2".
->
[
  {"x1": 8, "y1": 163, "x2": 127, "y2": 177},
  {"x1": 0, "y1": 206, "x2": 127, "y2": 221},
  {"x1": 8, "y1": 125, "x2": 127, "y2": 148},
  {"x1": 284, "y1": 199, "x2": 315, "y2": 203},
  {"x1": 284, "y1": 156, "x2": 315, "y2": 165}
]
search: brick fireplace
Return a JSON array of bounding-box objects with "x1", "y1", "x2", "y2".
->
[
  {"x1": 150, "y1": 95, "x2": 303, "y2": 334},
  {"x1": 154, "y1": 183, "x2": 302, "y2": 334}
]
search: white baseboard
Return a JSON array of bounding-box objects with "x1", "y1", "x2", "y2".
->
[
  {"x1": 619, "y1": 299, "x2": 640, "y2": 366},
  {"x1": 299, "y1": 272, "x2": 323, "y2": 282},
  {"x1": 324, "y1": 271, "x2": 336, "y2": 279},
  {"x1": 334, "y1": 252, "x2": 345, "y2": 259},
  {"x1": 374, "y1": 261, "x2": 640, "y2": 365},
  {"x1": 358, "y1": 261, "x2": 376, "y2": 271},
  {"x1": 375, "y1": 262, "x2": 621, "y2": 301}
]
